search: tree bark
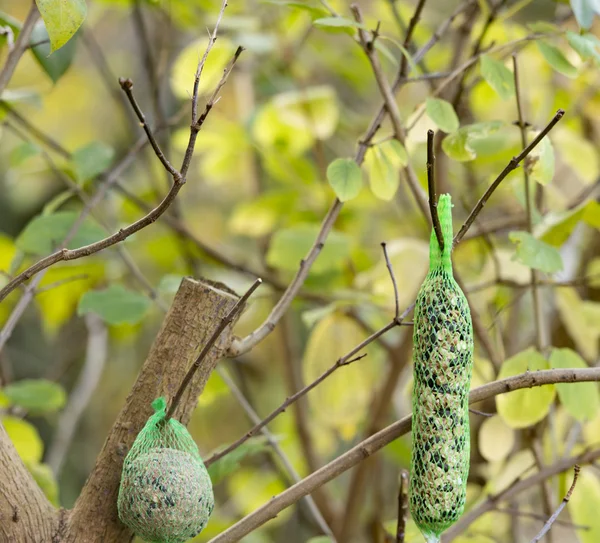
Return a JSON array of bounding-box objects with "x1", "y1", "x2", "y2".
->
[
  {"x1": 0, "y1": 424, "x2": 58, "y2": 542},
  {"x1": 1, "y1": 277, "x2": 239, "y2": 542}
]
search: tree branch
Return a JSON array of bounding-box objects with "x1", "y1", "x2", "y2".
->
[
  {"x1": 0, "y1": 46, "x2": 243, "y2": 304},
  {"x1": 454, "y1": 108, "x2": 565, "y2": 245},
  {"x1": 0, "y1": 2, "x2": 39, "y2": 96},
  {"x1": 66, "y1": 278, "x2": 239, "y2": 541},
  {"x1": 530, "y1": 465, "x2": 580, "y2": 543},
  {"x1": 208, "y1": 367, "x2": 600, "y2": 542},
  {"x1": 0, "y1": 421, "x2": 57, "y2": 541},
  {"x1": 46, "y1": 314, "x2": 108, "y2": 476}
]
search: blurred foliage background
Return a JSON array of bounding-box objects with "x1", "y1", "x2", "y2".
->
[{"x1": 1, "y1": 0, "x2": 600, "y2": 542}]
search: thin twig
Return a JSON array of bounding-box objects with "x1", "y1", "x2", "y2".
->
[
  {"x1": 0, "y1": 47, "x2": 243, "y2": 303},
  {"x1": 217, "y1": 368, "x2": 337, "y2": 541},
  {"x1": 119, "y1": 78, "x2": 179, "y2": 179},
  {"x1": 494, "y1": 506, "x2": 587, "y2": 529},
  {"x1": 530, "y1": 465, "x2": 581, "y2": 543},
  {"x1": 46, "y1": 314, "x2": 108, "y2": 475},
  {"x1": 381, "y1": 242, "x2": 400, "y2": 320},
  {"x1": 513, "y1": 54, "x2": 546, "y2": 352},
  {"x1": 166, "y1": 279, "x2": 262, "y2": 421},
  {"x1": 469, "y1": 408, "x2": 494, "y2": 417},
  {"x1": 208, "y1": 371, "x2": 600, "y2": 543},
  {"x1": 454, "y1": 109, "x2": 565, "y2": 245},
  {"x1": 0, "y1": 3, "x2": 39, "y2": 96},
  {"x1": 208, "y1": 299, "x2": 414, "y2": 465},
  {"x1": 427, "y1": 129, "x2": 444, "y2": 252},
  {"x1": 396, "y1": 470, "x2": 409, "y2": 543},
  {"x1": 181, "y1": 0, "x2": 229, "y2": 177}
]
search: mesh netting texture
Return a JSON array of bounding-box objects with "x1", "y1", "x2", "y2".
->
[
  {"x1": 117, "y1": 397, "x2": 214, "y2": 543},
  {"x1": 409, "y1": 194, "x2": 474, "y2": 543}
]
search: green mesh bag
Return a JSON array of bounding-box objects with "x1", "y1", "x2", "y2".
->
[
  {"x1": 409, "y1": 194, "x2": 474, "y2": 543},
  {"x1": 117, "y1": 397, "x2": 214, "y2": 543}
]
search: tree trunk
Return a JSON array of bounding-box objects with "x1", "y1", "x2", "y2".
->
[{"x1": 0, "y1": 278, "x2": 239, "y2": 542}]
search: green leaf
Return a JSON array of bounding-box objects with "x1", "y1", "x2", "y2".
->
[
  {"x1": 364, "y1": 140, "x2": 407, "y2": 201},
  {"x1": 556, "y1": 288, "x2": 600, "y2": 361},
  {"x1": 26, "y1": 463, "x2": 59, "y2": 506},
  {"x1": 566, "y1": 31, "x2": 600, "y2": 64},
  {"x1": 3, "y1": 379, "x2": 66, "y2": 413},
  {"x1": 425, "y1": 98, "x2": 459, "y2": 133},
  {"x1": 527, "y1": 21, "x2": 562, "y2": 33},
  {"x1": 16, "y1": 211, "x2": 105, "y2": 255},
  {"x1": 266, "y1": 225, "x2": 350, "y2": 274},
  {"x1": 261, "y1": 1, "x2": 328, "y2": 19},
  {"x1": 536, "y1": 40, "x2": 578, "y2": 77},
  {"x1": 10, "y1": 142, "x2": 40, "y2": 167},
  {"x1": 30, "y1": 20, "x2": 78, "y2": 83},
  {"x1": 78, "y1": 284, "x2": 151, "y2": 325},
  {"x1": 313, "y1": 17, "x2": 366, "y2": 30},
  {"x1": 208, "y1": 437, "x2": 272, "y2": 484},
  {"x1": 303, "y1": 313, "x2": 383, "y2": 435},
  {"x1": 327, "y1": 158, "x2": 363, "y2": 202},
  {"x1": 35, "y1": 0, "x2": 87, "y2": 52},
  {"x1": 568, "y1": 468, "x2": 600, "y2": 543},
  {"x1": 509, "y1": 231, "x2": 564, "y2": 273},
  {"x1": 366, "y1": 147, "x2": 397, "y2": 201},
  {"x1": 525, "y1": 133, "x2": 555, "y2": 185},
  {"x1": 72, "y1": 142, "x2": 115, "y2": 183},
  {"x1": 480, "y1": 54, "x2": 515, "y2": 100},
  {"x1": 496, "y1": 348, "x2": 556, "y2": 428},
  {"x1": 442, "y1": 121, "x2": 504, "y2": 162},
  {"x1": 2, "y1": 416, "x2": 43, "y2": 463},
  {"x1": 549, "y1": 348, "x2": 600, "y2": 421},
  {"x1": 570, "y1": 0, "x2": 597, "y2": 29},
  {"x1": 272, "y1": 85, "x2": 339, "y2": 140}
]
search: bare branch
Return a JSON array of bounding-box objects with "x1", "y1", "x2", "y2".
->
[
  {"x1": 46, "y1": 314, "x2": 108, "y2": 475},
  {"x1": 216, "y1": 368, "x2": 337, "y2": 541},
  {"x1": 427, "y1": 129, "x2": 444, "y2": 252},
  {"x1": 454, "y1": 108, "x2": 565, "y2": 245},
  {"x1": 396, "y1": 470, "x2": 409, "y2": 543},
  {"x1": 530, "y1": 465, "x2": 581, "y2": 543},
  {"x1": 0, "y1": 3, "x2": 39, "y2": 96},
  {"x1": 381, "y1": 242, "x2": 400, "y2": 320},
  {"x1": 0, "y1": 47, "x2": 243, "y2": 304},
  {"x1": 207, "y1": 367, "x2": 600, "y2": 542},
  {"x1": 119, "y1": 77, "x2": 180, "y2": 179}
]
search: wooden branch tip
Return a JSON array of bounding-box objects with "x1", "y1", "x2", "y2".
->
[
  {"x1": 426, "y1": 129, "x2": 444, "y2": 252},
  {"x1": 381, "y1": 242, "x2": 400, "y2": 319}
]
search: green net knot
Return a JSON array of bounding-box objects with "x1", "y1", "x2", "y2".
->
[
  {"x1": 152, "y1": 396, "x2": 167, "y2": 414},
  {"x1": 428, "y1": 193, "x2": 454, "y2": 274},
  {"x1": 117, "y1": 397, "x2": 214, "y2": 543}
]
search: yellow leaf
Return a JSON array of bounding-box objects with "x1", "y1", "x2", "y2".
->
[
  {"x1": 356, "y1": 238, "x2": 429, "y2": 312},
  {"x1": 568, "y1": 467, "x2": 600, "y2": 543},
  {"x1": 0, "y1": 234, "x2": 16, "y2": 274},
  {"x1": 227, "y1": 468, "x2": 290, "y2": 525},
  {"x1": 36, "y1": 263, "x2": 104, "y2": 334},
  {"x1": 550, "y1": 348, "x2": 600, "y2": 421},
  {"x1": 587, "y1": 257, "x2": 600, "y2": 288},
  {"x1": 171, "y1": 37, "x2": 236, "y2": 100},
  {"x1": 302, "y1": 313, "x2": 383, "y2": 436},
  {"x1": 2, "y1": 416, "x2": 43, "y2": 464},
  {"x1": 496, "y1": 348, "x2": 555, "y2": 428},
  {"x1": 555, "y1": 288, "x2": 600, "y2": 361},
  {"x1": 485, "y1": 449, "x2": 535, "y2": 496},
  {"x1": 478, "y1": 415, "x2": 515, "y2": 462}
]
